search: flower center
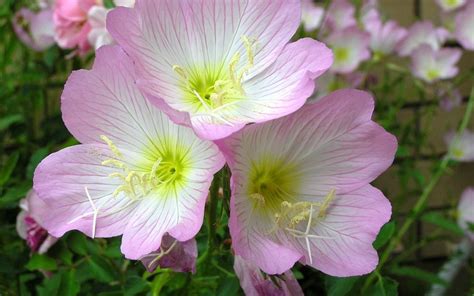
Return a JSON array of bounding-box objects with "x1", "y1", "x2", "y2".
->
[
  {"x1": 334, "y1": 47, "x2": 350, "y2": 63},
  {"x1": 100, "y1": 135, "x2": 184, "y2": 200},
  {"x1": 426, "y1": 68, "x2": 440, "y2": 81},
  {"x1": 173, "y1": 36, "x2": 257, "y2": 124}
]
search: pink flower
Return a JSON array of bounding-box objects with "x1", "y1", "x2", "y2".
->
[
  {"x1": 53, "y1": 0, "x2": 101, "y2": 54},
  {"x1": 140, "y1": 235, "x2": 197, "y2": 273},
  {"x1": 33, "y1": 45, "x2": 225, "y2": 260},
  {"x1": 436, "y1": 0, "x2": 466, "y2": 12},
  {"x1": 107, "y1": 0, "x2": 333, "y2": 140},
  {"x1": 234, "y1": 256, "x2": 303, "y2": 296},
  {"x1": 458, "y1": 188, "x2": 474, "y2": 241},
  {"x1": 362, "y1": 9, "x2": 407, "y2": 56},
  {"x1": 323, "y1": 0, "x2": 357, "y2": 32},
  {"x1": 326, "y1": 27, "x2": 371, "y2": 74},
  {"x1": 445, "y1": 130, "x2": 474, "y2": 162},
  {"x1": 12, "y1": 8, "x2": 55, "y2": 51},
  {"x1": 455, "y1": 2, "x2": 474, "y2": 50},
  {"x1": 216, "y1": 89, "x2": 396, "y2": 276},
  {"x1": 397, "y1": 21, "x2": 448, "y2": 56},
  {"x1": 411, "y1": 44, "x2": 461, "y2": 83},
  {"x1": 439, "y1": 89, "x2": 462, "y2": 111},
  {"x1": 87, "y1": 6, "x2": 113, "y2": 50},
  {"x1": 301, "y1": 0, "x2": 324, "y2": 32},
  {"x1": 16, "y1": 191, "x2": 58, "y2": 254}
]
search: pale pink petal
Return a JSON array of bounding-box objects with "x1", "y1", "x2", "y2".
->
[
  {"x1": 301, "y1": 0, "x2": 324, "y2": 31},
  {"x1": 455, "y1": 2, "x2": 474, "y2": 50},
  {"x1": 323, "y1": 0, "x2": 356, "y2": 31},
  {"x1": 436, "y1": 0, "x2": 466, "y2": 12},
  {"x1": 326, "y1": 27, "x2": 371, "y2": 73},
  {"x1": 33, "y1": 144, "x2": 140, "y2": 238},
  {"x1": 295, "y1": 185, "x2": 391, "y2": 276},
  {"x1": 411, "y1": 44, "x2": 461, "y2": 83},
  {"x1": 397, "y1": 21, "x2": 445, "y2": 56},
  {"x1": 458, "y1": 188, "x2": 474, "y2": 240},
  {"x1": 234, "y1": 255, "x2": 303, "y2": 296},
  {"x1": 12, "y1": 8, "x2": 55, "y2": 51}
]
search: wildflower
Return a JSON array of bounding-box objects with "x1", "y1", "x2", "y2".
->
[
  {"x1": 397, "y1": 21, "x2": 448, "y2": 57},
  {"x1": 107, "y1": 0, "x2": 333, "y2": 140},
  {"x1": 33, "y1": 45, "x2": 225, "y2": 259},
  {"x1": 326, "y1": 27, "x2": 371, "y2": 74},
  {"x1": 458, "y1": 188, "x2": 474, "y2": 241},
  {"x1": 362, "y1": 9, "x2": 407, "y2": 56},
  {"x1": 323, "y1": 0, "x2": 357, "y2": 32},
  {"x1": 87, "y1": 0, "x2": 135, "y2": 50},
  {"x1": 455, "y1": 2, "x2": 474, "y2": 50},
  {"x1": 217, "y1": 89, "x2": 396, "y2": 276},
  {"x1": 12, "y1": 8, "x2": 55, "y2": 51},
  {"x1": 234, "y1": 255, "x2": 303, "y2": 296},
  {"x1": 436, "y1": 0, "x2": 466, "y2": 12},
  {"x1": 410, "y1": 44, "x2": 461, "y2": 83},
  {"x1": 445, "y1": 130, "x2": 474, "y2": 162},
  {"x1": 301, "y1": 0, "x2": 325, "y2": 32},
  {"x1": 140, "y1": 235, "x2": 197, "y2": 273},
  {"x1": 53, "y1": 0, "x2": 101, "y2": 54},
  {"x1": 16, "y1": 191, "x2": 57, "y2": 254}
]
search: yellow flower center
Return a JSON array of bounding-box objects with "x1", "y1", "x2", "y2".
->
[{"x1": 173, "y1": 36, "x2": 257, "y2": 124}]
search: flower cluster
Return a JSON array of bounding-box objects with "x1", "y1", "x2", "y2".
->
[{"x1": 16, "y1": 0, "x2": 402, "y2": 294}]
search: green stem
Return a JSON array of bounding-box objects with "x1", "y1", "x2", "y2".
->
[
  {"x1": 362, "y1": 87, "x2": 474, "y2": 292},
  {"x1": 205, "y1": 171, "x2": 221, "y2": 265}
]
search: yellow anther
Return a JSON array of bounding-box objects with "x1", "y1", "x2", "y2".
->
[
  {"x1": 229, "y1": 52, "x2": 241, "y2": 86},
  {"x1": 250, "y1": 192, "x2": 265, "y2": 204},
  {"x1": 242, "y1": 35, "x2": 256, "y2": 66},
  {"x1": 173, "y1": 65, "x2": 189, "y2": 81},
  {"x1": 101, "y1": 159, "x2": 126, "y2": 169},
  {"x1": 100, "y1": 135, "x2": 122, "y2": 158},
  {"x1": 318, "y1": 189, "x2": 336, "y2": 218}
]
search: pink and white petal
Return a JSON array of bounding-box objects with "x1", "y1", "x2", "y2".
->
[
  {"x1": 189, "y1": 117, "x2": 246, "y2": 141},
  {"x1": 62, "y1": 45, "x2": 172, "y2": 157},
  {"x1": 230, "y1": 192, "x2": 302, "y2": 275},
  {"x1": 296, "y1": 185, "x2": 391, "y2": 276},
  {"x1": 239, "y1": 38, "x2": 333, "y2": 124},
  {"x1": 33, "y1": 144, "x2": 139, "y2": 238},
  {"x1": 107, "y1": 0, "x2": 301, "y2": 112}
]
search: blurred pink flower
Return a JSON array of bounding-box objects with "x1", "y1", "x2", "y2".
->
[
  {"x1": 216, "y1": 89, "x2": 396, "y2": 276},
  {"x1": 436, "y1": 0, "x2": 466, "y2": 12},
  {"x1": 323, "y1": 0, "x2": 357, "y2": 32},
  {"x1": 411, "y1": 44, "x2": 462, "y2": 83},
  {"x1": 326, "y1": 26, "x2": 371, "y2": 74},
  {"x1": 439, "y1": 89, "x2": 462, "y2": 111},
  {"x1": 301, "y1": 0, "x2": 324, "y2": 32},
  {"x1": 411, "y1": 44, "x2": 461, "y2": 83},
  {"x1": 140, "y1": 235, "x2": 197, "y2": 273},
  {"x1": 12, "y1": 8, "x2": 55, "y2": 51},
  {"x1": 234, "y1": 255, "x2": 303, "y2": 296},
  {"x1": 458, "y1": 188, "x2": 474, "y2": 241},
  {"x1": 107, "y1": 0, "x2": 333, "y2": 140},
  {"x1": 445, "y1": 130, "x2": 474, "y2": 162},
  {"x1": 362, "y1": 9, "x2": 407, "y2": 56},
  {"x1": 455, "y1": 2, "x2": 474, "y2": 50},
  {"x1": 53, "y1": 0, "x2": 101, "y2": 54},
  {"x1": 87, "y1": 0, "x2": 135, "y2": 50},
  {"x1": 16, "y1": 191, "x2": 57, "y2": 254},
  {"x1": 397, "y1": 21, "x2": 448, "y2": 56},
  {"x1": 33, "y1": 46, "x2": 224, "y2": 260}
]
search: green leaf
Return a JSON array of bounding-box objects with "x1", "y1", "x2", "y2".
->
[
  {"x1": 26, "y1": 147, "x2": 49, "y2": 180},
  {"x1": 217, "y1": 276, "x2": 240, "y2": 296},
  {"x1": 0, "y1": 152, "x2": 19, "y2": 187},
  {"x1": 37, "y1": 269, "x2": 80, "y2": 296},
  {"x1": 26, "y1": 254, "x2": 57, "y2": 271},
  {"x1": 367, "y1": 276, "x2": 398, "y2": 296},
  {"x1": 0, "y1": 114, "x2": 23, "y2": 131},
  {"x1": 0, "y1": 182, "x2": 31, "y2": 208},
  {"x1": 373, "y1": 221, "x2": 396, "y2": 250},
  {"x1": 124, "y1": 275, "x2": 149, "y2": 296},
  {"x1": 67, "y1": 232, "x2": 88, "y2": 256},
  {"x1": 325, "y1": 276, "x2": 359, "y2": 296},
  {"x1": 390, "y1": 266, "x2": 447, "y2": 285},
  {"x1": 87, "y1": 255, "x2": 117, "y2": 283},
  {"x1": 421, "y1": 212, "x2": 464, "y2": 236}
]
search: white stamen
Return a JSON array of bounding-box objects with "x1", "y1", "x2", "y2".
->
[{"x1": 85, "y1": 186, "x2": 99, "y2": 239}]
